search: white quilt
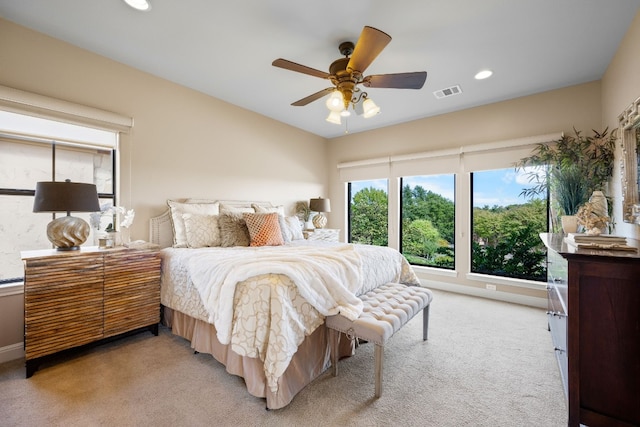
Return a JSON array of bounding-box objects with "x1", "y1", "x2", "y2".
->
[{"x1": 187, "y1": 244, "x2": 364, "y2": 345}]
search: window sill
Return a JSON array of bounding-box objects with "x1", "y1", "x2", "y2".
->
[
  {"x1": 412, "y1": 265, "x2": 458, "y2": 278},
  {"x1": 465, "y1": 273, "x2": 545, "y2": 290}
]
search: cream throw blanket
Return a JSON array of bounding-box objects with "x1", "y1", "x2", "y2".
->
[{"x1": 187, "y1": 244, "x2": 364, "y2": 345}]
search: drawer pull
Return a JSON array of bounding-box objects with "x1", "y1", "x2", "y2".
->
[{"x1": 546, "y1": 311, "x2": 566, "y2": 318}]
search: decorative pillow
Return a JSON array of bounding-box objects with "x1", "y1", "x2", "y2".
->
[
  {"x1": 218, "y1": 213, "x2": 251, "y2": 247},
  {"x1": 252, "y1": 204, "x2": 290, "y2": 242},
  {"x1": 285, "y1": 216, "x2": 305, "y2": 240},
  {"x1": 167, "y1": 200, "x2": 219, "y2": 248},
  {"x1": 278, "y1": 215, "x2": 291, "y2": 243},
  {"x1": 182, "y1": 213, "x2": 221, "y2": 248},
  {"x1": 219, "y1": 203, "x2": 255, "y2": 215},
  {"x1": 252, "y1": 204, "x2": 286, "y2": 216},
  {"x1": 243, "y1": 212, "x2": 284, "y2": 247}
]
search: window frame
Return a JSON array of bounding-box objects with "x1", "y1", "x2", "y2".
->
[
  {"x1": 338, "y1": 133, "x2": 562, "y2": 292},
  {"x1": 0, "y1": 137, "x2": 117, "y2": 285},
  {"x1": 399, "y1": 174, "x2": 456, "y2": 270}
]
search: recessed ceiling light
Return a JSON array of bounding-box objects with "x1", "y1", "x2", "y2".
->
[
  {"x1": 475, "y1": 70, "x2": 493, "y2": 80},
  {"x1": 123, "y1": 0, "x2": 151, "y2": 11}
]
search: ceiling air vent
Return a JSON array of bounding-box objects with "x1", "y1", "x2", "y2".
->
[{"x1": 433, "y1": 85, "x2": 462, "y2": 99}]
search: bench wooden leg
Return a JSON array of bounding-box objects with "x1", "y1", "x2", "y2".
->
[
  {"x1": 374, "y1": 344, "x2": 383, "y2": 398},
  {"x1": 423, "y1": 305, "x2": 430, "y2": 341}
]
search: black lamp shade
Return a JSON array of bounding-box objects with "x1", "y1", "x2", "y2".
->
[{"x1": 33, "y1": 180, "x2": 100, "y2": 213}]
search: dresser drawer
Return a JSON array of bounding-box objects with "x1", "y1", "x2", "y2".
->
[{"x1": 547, "y1": 309, "x2": 567, "y2": 353}]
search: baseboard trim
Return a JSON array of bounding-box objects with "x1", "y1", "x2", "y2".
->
[
  {"x1": 0, "y1": 282, "x2": 24, "y2": 297},
  {"x1": 0, "y1": 342, "x2": 24, "y2": 364},
  {"x1": 420, "y1": 279, "x2": 546, "y2": 309}
]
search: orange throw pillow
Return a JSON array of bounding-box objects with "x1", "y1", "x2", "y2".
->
[{"x1": 243, "y1": 212, "x2": 285, "y2": 247}]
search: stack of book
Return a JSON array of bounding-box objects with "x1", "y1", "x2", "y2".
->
[{"x1": 564, "y1": 233, "x2": 636, "y2": 251}]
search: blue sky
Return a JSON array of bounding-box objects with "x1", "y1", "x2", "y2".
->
[{"x1": 350, "y1": 167, "x2": 545, "y2": 208}]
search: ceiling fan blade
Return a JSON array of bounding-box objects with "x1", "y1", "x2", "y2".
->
[
  {"x1": 347, "y1": 26, "x2": 392, "y2": 74},
  {"x1": 363, "y1": 71, "x2": 428, "y2": 89},
  {"x1": 272, "y1": 58, "x2": 330, "y2": 79},
  {"x1": 291, "y1": 88, "x2": 335, "y2": 106}
]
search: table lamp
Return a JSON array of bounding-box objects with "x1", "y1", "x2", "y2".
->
[
  {"x1": 309, "y1": 197, "x2": 331, "y2": 229},
  {"x1": 33, "y1": 179, "x2": 101, "y2": 250}
]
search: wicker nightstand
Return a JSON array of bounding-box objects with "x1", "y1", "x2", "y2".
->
[{"x1": 21, "y1": 246, "x2": 161, "y2": 377}]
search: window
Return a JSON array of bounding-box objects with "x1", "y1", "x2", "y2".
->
[
  {"x1": 400, "y1": 174, "x2": 455, "y2": 269},
  {"x1": 470, "y1": 168, "x2": 548, "y2": 282},
  {"x1": 348, "y1": 179, "x2": 388, "y2": 246},
  {"x1": 0, "y1": 112, "x2": 117, "y2": 285}
]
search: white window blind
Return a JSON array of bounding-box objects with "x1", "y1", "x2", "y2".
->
[
  {"x1": 338, "y1": 157, "x2": 390, "y2": 182},
  {"x1": 0, "y1": 110, "x2": 118, "y2": 149},
  {"x1": 338, "y1": 133, "x2": 562, "y2": 182},
  {"x1": 461, "y1": 133, "x2": 561, "y2": 172},
  {"x1": 0, "y1": 85, "x2": 132, "y2": 133},
  {"x1": 390, "y1": 148, "x2": 460, "y2": 177}
]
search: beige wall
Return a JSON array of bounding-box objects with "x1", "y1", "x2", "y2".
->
[
  {"x1": 0, "y1": 290, "x2": 23, "y2": 359},
  {"x1": 602, "y1": 11, "x2": 640, "y2": 241}
]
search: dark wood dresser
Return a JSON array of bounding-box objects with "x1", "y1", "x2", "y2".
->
[{"x1": 541, "y1": 233, "x2": 640, "y2": 427}]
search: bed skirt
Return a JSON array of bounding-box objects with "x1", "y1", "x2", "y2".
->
[{"x1": 162, "y1": 306, "x2": 353, "y2": 409}]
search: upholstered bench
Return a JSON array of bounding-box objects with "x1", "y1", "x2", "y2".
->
[{"x1": 325, "y1": 282, "x2": 433, "y2": 398}]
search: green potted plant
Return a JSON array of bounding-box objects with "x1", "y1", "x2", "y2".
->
[
  {"x1": 295, "y1": 201, "x2": 313, "y2": 230},
  {"x1": 516, "y1": 128, "x2": 616, "y2": 232}
]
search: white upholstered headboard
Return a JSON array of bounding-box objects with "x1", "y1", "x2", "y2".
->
[{"x1": 149, "y1": 200, "x2": 276, "y2": 248}]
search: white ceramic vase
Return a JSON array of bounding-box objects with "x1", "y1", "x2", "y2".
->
[
  {"x1": 561, "y1": 215, "x2": 579, "y2": 234},
  {"x1": 589, "y1": 191, "x2": 608, "y2": 218}
]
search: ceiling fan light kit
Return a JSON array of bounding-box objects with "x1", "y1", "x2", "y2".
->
[
  {"x1": 272, "y1": 26, "x2": 427, "y2": 125},
  {"x1": 362, "y1": 97, "x2": 380, "y2": 118},
  {"x1": 326, "y1": 111, "x2": 342, "y2": 125},
  {"x1": 326, "y1": 91, "x2": 344, "y2": 112}
]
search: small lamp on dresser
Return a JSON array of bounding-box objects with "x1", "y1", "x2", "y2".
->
[
  {"x1": 33, "y1": 179, "x2": 100, "y2": 250},
  {"x1": 309, "y1": 197, "x2": 331, "y2": 229}
]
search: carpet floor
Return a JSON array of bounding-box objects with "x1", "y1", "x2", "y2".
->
[{"x1": 0, "y1": 289, "x2": 567, "y2": 426}]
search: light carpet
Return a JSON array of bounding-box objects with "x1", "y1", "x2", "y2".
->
[{"x1": 0, "y1": 289, "x2": 566, "y2": 426}]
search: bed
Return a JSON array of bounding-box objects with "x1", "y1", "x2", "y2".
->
[{"x1": 150, "y1": 199, "x2": 421, "y2": 409}]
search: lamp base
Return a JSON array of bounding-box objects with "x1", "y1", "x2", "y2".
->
[
  {"x1": 312, "y1": 213, "x2": 327, "y2": 229},
  {"x1": 46, "y1": 216, "x2": 90, "y2": 250},
  {"x1": 56, "y1": 245, "x2": 81, "y2": 251}
]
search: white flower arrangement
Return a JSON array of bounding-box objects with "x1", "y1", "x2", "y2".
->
[{"x1": 90, "y1": 204, "x2": 135, "y2": 231}]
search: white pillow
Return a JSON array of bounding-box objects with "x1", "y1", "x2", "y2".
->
[
  {"x1": 167, "y1": 200, "x2": 219, "y2": 248},
  {"x1": 219, "y1": 203, "x2": 255, "y2": 214},
  {"x1": 252, "y1": 204, "x2": 286, "y2": 216},
  {"x1": 278, "y1": 215, "x2": 291, "y2": 243},
  {"x1": 183, "y1": 213, "x2": 221, "y2": 248},
  {"x1": 284, "y1": 216, "x2": 304, "y2": 240}
]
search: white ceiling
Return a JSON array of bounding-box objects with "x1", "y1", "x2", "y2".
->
[{"x1": 1, "y1": 0, "x2": 639, "y2": 139}]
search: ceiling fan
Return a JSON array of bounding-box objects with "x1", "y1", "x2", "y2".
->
[{"x1": 272, "y1": 26, "x2": 427, "y2": 124}]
